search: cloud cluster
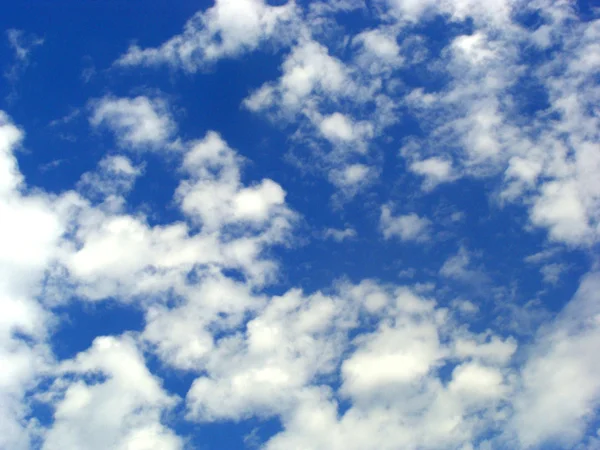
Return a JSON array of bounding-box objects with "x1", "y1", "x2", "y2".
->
[
  {"x1": 4, "y1": 100, "x2": 600, "y2": 448},
  {"x1": 2, "y1": 0, "x2": 600, "y2": 448},
  {"x1": 0, "y1": 99, "x2": 296, "y2": 448}
]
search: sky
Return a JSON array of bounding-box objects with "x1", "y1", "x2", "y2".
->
[{"x1": 1, "y1": 0, "x2": 600, "y2": 449}]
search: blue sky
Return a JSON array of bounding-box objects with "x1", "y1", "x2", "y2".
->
[{"x1": 1, "y1": 0, "x2": 600, "y2": 449}]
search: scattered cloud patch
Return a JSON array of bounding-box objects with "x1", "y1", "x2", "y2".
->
[
  {"x1": 4, "y1": 29, "x2": 44, "y2": 83},
  {"x1": 323, "y1": 227, "x2": 357, "y2": 242},
  {"x1": 380, "y1": 206, "x2": 431, "y2": 242},
  {"x1": 409, "y1": 157, "x2": 456, "y2": 191},
  {"x1": 115, "y1": 0, "x2": 298, "y2": 71},
  {"x1": 89, "y1": 96, "x2": 177, "y2": 150}
]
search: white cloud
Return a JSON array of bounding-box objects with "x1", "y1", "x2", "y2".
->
[
  {"x1": 143, "y1": 273, "x2": 264, "y2": 371},
  {"x1": 439, "y1": 247, "x2": 491, "y2": 292},
  {"x1": 508, "y1": 272, "x2": 600, "y2": 448},
  {"x1": 524, "y1": 247, "x2": 561, "y2": 264},
  {"x1": 186, "y1": 288, "x2": 357, "y2": 421},
  {"x1": 0, "y1": 112, "x2": 24, "y2": 194},
  {"x1": 323, "y1": 227, "x2": 357, "y2": 242},
  {"x1": 0, "y1": 112, "x2": 64, "y2": 449},
  {"x1": 4, "y1": 29, "x2": 44, "y2": 83},
  {"x1": 352, "y1": 27, "x2": 404, "y2": 75},
  {"x1": 381, "y1": 0, "x2": 517, "y2": 25},
  {"x1": 530, "y1": 180, "x2": 594, "y2": 246},
  {"x1": 329, "y1": 164, "x2": 372, "y2": 191},
  {"x1": 177, "y1": 131, "x2": 292, "y2": 233},
  {"x1": 539, "y1": 262, "x2": 567, "y2": 285},
  {"x1": 341, "y1": 319, "x2": 442, "y2": 394},
  {"x1": 244, "y1": 38, "x2": 352, "y2": 116},
  {"x1": 355, "y1": 29, "x2": 401, "y2": 62},
  {"x1": 76, "y1": 155, "x2": 143, "y2": 201},
  {"x1": 42, "y1": 335, "x2": 182, "y2": 450},
  {"x1": 380, "y1": 206, "x2": 431, "y2": 241},
  {"x1": 409, "y1": 157, "x2": 456, "y2": 190},
  {"x1": 261, "y1": 283, "x2": 516, "y2": 450},
  {"x1": 89, "y1": 96, "x2": 176, "y2": 150},
  {"x1": 58, "y1": 130, "x2": 295, "y2": 301},
  {"x1": 242, "y1": 35, "x2": 394, "y2": 195},
  {"x1": 395, "y1": 3, "x2": 600, "y2": 248},
  {"x1": 319, "y1": 113, "x2": 356, "y2": 142},
  {"x1": 115, "y1": 0, "x2": 298, "y2": 71},
  {"x1": 381, "y1": 0, "x2": 437, "y2": 21}
]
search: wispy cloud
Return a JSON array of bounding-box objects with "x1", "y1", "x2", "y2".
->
[{"x1": 4, "y1": 29, "x2": 44, "y2": 101}]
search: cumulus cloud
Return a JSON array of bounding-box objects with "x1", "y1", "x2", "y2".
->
[
  {"x1": 243, "y1": 35, "x2": 393, "y2": 194},
  {"x1": 508, "y1": 272, "x2": 600, "y2": 448},
  {"x1": 115, "y1": 0, "x2": 298, "y2": 71},
  {"x1": 89, "y1": 96, "x2": 176, "y2": 150},
  {"x1": 42, "y1": 336, "x2": 182, "y2": 450},
  {"x1": 258, "y1": 282, "x2": 519, "y2": 450},
  {"x1": 318, "y1": 112, "x2": 373, "y2": 149},
  {"x1": 0, "y1": 113, "x2": 62, "y2": 449},
  {"x1": 380, "y1": 206, "x2": 431, "y2": 241},
  {"x1": 178, "y1": 132, "x2": 291, "y2": 232},
  {"x1": 329, "y1": 163, "x2": 373, "y2": 192},
  {"x1": 244, "y1": 38, "x2": 353, "y2": 115},
  {"x1": 353, "y1": 28, "x2": 403, "y2": 69},
  {"x1": 409, "y1": 157, "x2": 456, "y2": 191}
]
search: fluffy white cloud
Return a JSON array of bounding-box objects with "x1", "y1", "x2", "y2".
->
[
  {"x1": 260, "y1": 283, "x2": 517, "y2": 450},
  {"x1": 116, "y1": 0, "x2": 297, "y2": 71},
  {"x1": 243, "y1": 35, "x2": 391, "y2": 194},
  {"x1": 341, "y1": 320, "x2": 442, "y2": 394},
  {"x1": 355, "y1": 28, "x2": 402, "y2": 62},
  {"x1": 186, "y1": 288, "x2": 356, "y2": 421},
  {"x1": 508, "y1": 272, "x2": 600, "y2": 448},
  {"x1": 178, "y1": 132, "x2": 290, "y2": 231},
  {"x1": 0, "y1": 113, "x2": 64, "y2": 449},
  {"x1": 3, "y1": 97, "x2": 599, "y2": 448},
  {"x1": 58, "y1": 131, "x2": 294, "y2": 301},
  {"x1": 89, "y1": 96, "x2": 176, "y2": 150},
  {"x1": 409, "y1": 157, "x2": 456, "y2": 191},
  {"x1": 318, "y1": 112, "x2": 372, "y2": 146},
  {"x1": 381, "y1": 0, "x2": 517, "y2": 25},
  {"x1": 0, "y1": 112, "x2": 25, "y2": 194},
  {"x1": 76, "y1": 155, "x2": 143, "y2": 201},
  {"x1": 244, "y1": 38, "x2": 352, "y2": 115},
  {"x1": 329, "y1": 164, "x2": 373, "y2": 192},
  {"x1": 380, "y1": 206, "x2": 431, "y2": 241},
  {"x1": 42, "y1": 335, "x2": 182, "y2": 450}
]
